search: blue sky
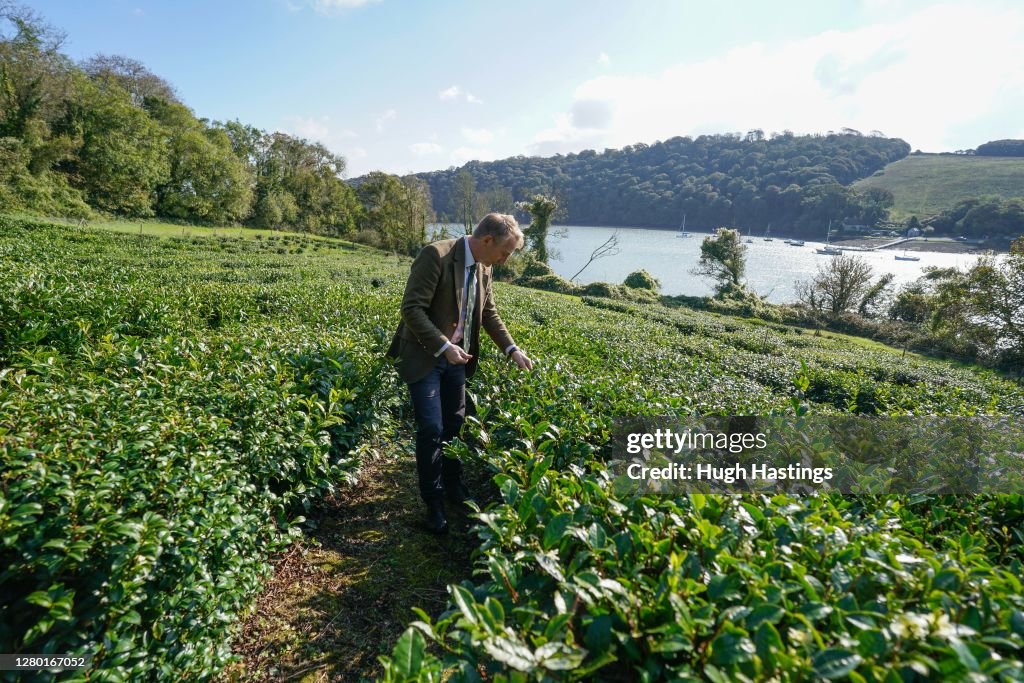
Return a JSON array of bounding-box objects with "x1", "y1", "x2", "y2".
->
[{"x1": 27, "y1": 0, "x2": 1024, "y2": 177}]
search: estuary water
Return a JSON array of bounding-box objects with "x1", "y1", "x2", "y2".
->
[
  {"x1": 546, "y1": 225, "x2": 992, "y2": 304},
  {"x1": 428, "y1": 224, "x2": 992, "y2": 304}
]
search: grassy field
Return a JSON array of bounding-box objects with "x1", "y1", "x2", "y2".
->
[
  {"x1": 7, "y1": 211, "x2": 325, "y2": 241},
  {"x1": 3, "y1": 216, "x2": 1023, "y2": 680},
  {"x1": 853, "y1": 153, "x2": 1024, "y2": 221}
]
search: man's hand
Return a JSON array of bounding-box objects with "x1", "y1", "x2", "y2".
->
[
  {"x1": 510, "y1": 349, "x2": 534, "y2": 370},
  {"x1": 444, "y1": 344, "x2": 473, "y2": 365}
]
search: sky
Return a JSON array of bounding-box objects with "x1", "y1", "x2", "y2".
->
[{"x1": 24, "y1": 0, "x2": 1024, "y2": 178}]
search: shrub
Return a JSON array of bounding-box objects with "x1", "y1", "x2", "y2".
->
[
  {"x1": 581, "y1": 281, "x2": 621, "y2": 298},
  {"x1": 516, "y1": 274, "x2": 580, "y2": 295},
  {"x1": 623, "y1": 269, "x2": 660, "y2": 291}
]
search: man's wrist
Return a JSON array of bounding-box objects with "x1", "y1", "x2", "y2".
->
[
  {"x1": 505, "y1": 344, "x2": 518, "y2": 356},
  {"x1": 436, "y1": 341, "x2": 451, "y2": 357}
]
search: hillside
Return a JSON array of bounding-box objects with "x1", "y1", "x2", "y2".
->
[
  {"x1": 854, "y1": 153, "x2": 1024, "y2": 221},
  {"x1": 403, "y1": 133, "x2": 910, "y2": 234},
  {"x1": 3, "y1": 216, "x2": 1023, "y2": 680}
]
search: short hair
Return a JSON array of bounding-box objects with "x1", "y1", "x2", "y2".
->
[{"x1": 473, "y1": 213, "x2": 524, "y2": 248}]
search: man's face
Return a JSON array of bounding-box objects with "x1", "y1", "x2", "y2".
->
[{"x1": 479, "y1": 235, "x2": 518, "y2": 266}]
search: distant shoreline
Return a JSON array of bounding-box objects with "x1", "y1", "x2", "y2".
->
[{"x1": 833, "y1": 237, "x2": 1001, "y2": 254}]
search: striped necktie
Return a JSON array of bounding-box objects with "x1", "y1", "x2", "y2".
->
[{"x1": 461, "y1": 264, "x2": 477, "y2": 350}]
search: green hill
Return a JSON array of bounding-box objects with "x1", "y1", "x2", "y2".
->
[
  {"x1": 854, "y1": 153, "x2": 1024, "y2": 221},
  {"x1": 404, "y1": 132, "x2": 909, "y2": 233}
]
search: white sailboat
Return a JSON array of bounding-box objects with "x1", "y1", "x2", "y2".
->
[
  {"x1": 677, "y1": 213, "x2": 691, "y2": 238},
  {"x1": 816, "y1": 220, "x2": 842, "y2": 255},
  {"x1": 763, "y1": 223, "x2": 773, "y2": 241},
  {"x1": 895, "y1": 250, "x2": 920, "y2": 261}
]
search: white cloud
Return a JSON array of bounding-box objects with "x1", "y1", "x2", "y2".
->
[
  {"x1": 410, "y1": 142, "x2": 443, "y2": 155},
  {"x1": 375, "y1": 108, "x2": 397, "y2": 132},
  {"x1": 132, "y1": 8, "x2": 144, "y2": 16},
  {"x1": 461, "y1": 127, "x2": 495, "y2": 145},
  {"x1": 439, "y1": 85, "x2": 483, "y2": 104},
  {"x1": 597, "y1": 52, "x2": 610, "y2": 67},
  {"x1": 283, "y1": 115, "x2": 357, "y2": 144},
  {"x1": 530, "y1": 112, "x2": 607, "y2": 157},
  {"x1": 311, "y1": 0, "x2": 381, "y2": 13},
  {"x1": 439, "y1": 85, "x2": 462, "y2": 100},
  {"x1": 450, "y1": 146, "x2": 496, "y2": 166},
  {"x1": 531, "y1": 3, "x2": 1024, "y2": 154}
]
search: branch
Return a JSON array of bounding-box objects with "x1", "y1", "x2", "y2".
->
[{"x1": 570, "y1": 232, "x2": 620, "y2": 281}]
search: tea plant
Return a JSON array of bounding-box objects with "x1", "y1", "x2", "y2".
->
[
  {"x1": 2, "y1": 216, "x2": 1022, "y2": 681},
  {"x1": 0, "y1": 217, "x2": 401, "y2": 679},
  {"x1": 380, "y1": 271, "x2": 1024, "y2": 680}
]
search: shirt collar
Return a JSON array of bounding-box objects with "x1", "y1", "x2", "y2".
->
[{"x1": 463, "y1": 236, "x2": 476, "y2": 269}]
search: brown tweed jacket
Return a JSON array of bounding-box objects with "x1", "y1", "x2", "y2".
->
[{"x1": 387, "y1": 238, "x2": 515, "y2": 384}]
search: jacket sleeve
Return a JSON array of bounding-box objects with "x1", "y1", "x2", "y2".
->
[
  {"x1": 480, "y1": 269, "x2": 515, "y2": 352},
  {"x1": 400, "y1": 245, "x2": 449, "y2": 355}
]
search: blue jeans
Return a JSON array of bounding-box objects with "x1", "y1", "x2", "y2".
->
[{"x1": 408, "y1": 357, "x2": 466, "y2": 502}]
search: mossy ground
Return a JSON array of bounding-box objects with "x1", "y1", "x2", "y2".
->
[{"x1": 225, "y1": 433, "x2": 488, "y2": 682}]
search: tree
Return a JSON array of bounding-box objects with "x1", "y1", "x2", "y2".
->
[
  {"x1": 516, "y1": 194, "x2": 558, "y2": 264},
  {"x1": 356, "y1": 172, "x2": 431, "y2": 255},
  {"x1": 146, "y1": 99, "x2": 253, "y2": 223},
  {"x1": 0, "y1": 5, "x2": 86, "y2": 216},
  {"x1": 480, "y1": 185, "x2": 513, "y2": 214},
  {"x1": 401, "y1": 175, "x2": 434, "y2": 249},
  {"x1": 795, "y1": 254, "x2": 878, "y2": 316},
  {"x1": 453, "y1": 170, "x2": 476, "y2": 234},
  {"x1": 0, "y1": 2, "x2": 69, "y2": 137},
  {"x1": 975, "y1": 139, "x2": 1024, "y2": 157},
  {"x1": 693, "y1": 227, "x2": 746, "y2": 294},
  {"x1": 70, "y1": 76, "x2": 170, "y2": 216},
  {"x1": 857, "y1": 272, "x2": 894, "y2": 317},
  {"x1": 259, "y1": 132, "x2": 358, "y2": 236},
  {"x1": 80, "y1": 54, "x2": 179, "y2": 106},
  {"x1": 251, "y1": 188, "x2": 298, "y2": 228},
  {"x1": 930, "y1": 238, "x2": 1024, "y2": 365}
]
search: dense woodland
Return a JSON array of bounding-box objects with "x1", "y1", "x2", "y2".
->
[
  {"x1": 926, "y1": 196, "x2": 1024, "y2": 239},
  {"x1": 0, "y1": 4, "x2": 430, "y2": 253},
  {"x1": 974, "y1": 139, "x2": 1024, "y2": 157},
  {"x1": 411, "y1": 132, "x2": 911, "y2": 236}
]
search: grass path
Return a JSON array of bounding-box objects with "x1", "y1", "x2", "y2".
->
[{"x1": 226, "y1": 435, "x2": 485, "y2": 682}]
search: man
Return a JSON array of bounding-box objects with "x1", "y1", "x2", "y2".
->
[{"x1": 387, "y1": 213, "x2": 534, "y2": 534}]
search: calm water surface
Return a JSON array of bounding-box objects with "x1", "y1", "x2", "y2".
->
[
  {"x1": 547, "y1": 225, "x2": 993, "y2": 304},
  {"x1": 428, "y1": 224, "x2": 993, "y2": 304}
]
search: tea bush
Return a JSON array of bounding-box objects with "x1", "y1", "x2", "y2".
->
[
  {"x1": 0, "y1": 217, "x2": 400, "y2": 679},
  {"x1": 380, "y1": 263, "x2": 1024, "y2": 680},
  {"x1": 3, "y1": 216, "x2": 1022, "y2": 681}
]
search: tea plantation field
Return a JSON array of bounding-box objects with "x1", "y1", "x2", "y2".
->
[{"x1": 2, "y1": 216, "x2": 1023, "y2": 681}]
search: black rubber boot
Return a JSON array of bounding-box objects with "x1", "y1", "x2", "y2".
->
[{"x1": 425, "y1": 497, "x2": 448, "y2": 534}]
